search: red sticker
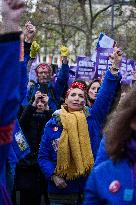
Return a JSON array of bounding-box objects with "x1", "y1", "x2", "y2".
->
[{"x1": 0, "y1": 121, "x2": 15, "y2": 145}]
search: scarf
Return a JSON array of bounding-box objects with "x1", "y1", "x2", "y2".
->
[
  {"x1": 126, "y1": 138, "x2": 136, "y2": 176},
  {"x1": 55, "y1": 106, "x2": 94, "y2": 180}
]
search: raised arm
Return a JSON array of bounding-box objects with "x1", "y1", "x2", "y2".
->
[
  {"x1": 54, "y1": 57, "x2": 70, "y2": 100},
  {"x1": 20, "y1": 22, "x2": 37, "y2": 102},
  {"x1": 0, "y1": 1, "x2": 25, "y2": 204},
  {"x1": 91, "y1": 47, "x2": 122, "y2": 127}
]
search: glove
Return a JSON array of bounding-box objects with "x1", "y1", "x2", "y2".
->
[
  {"x1": 60, "y1": 45, "x2": 70, "y2": 57},
  {"x1": 30, "y1": 41, "x2": 40, "y2": 58}
]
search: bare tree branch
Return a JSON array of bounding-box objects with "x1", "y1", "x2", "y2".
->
[
  {"x1": 40, "y1": 0, "x2": 59, "y2": 9},
  {"x1": 92, "y1": 2, "x2": 118, "y2": 23},
  {"x1": 88, "y1": 0, "x2": 93, "y2": 21},
  {"x1": 37, "y1": 21, "x2": 87, "y2": 34},
  {"x1": 114, "y1": 15, "x2": 132, "y2": 30},
  {"x1": 78, "y1": 0, "x2": 90, "y2": 30}
]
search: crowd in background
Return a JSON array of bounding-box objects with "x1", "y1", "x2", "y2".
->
[{"x1": 0, "y1": 1, "x2": 136, "y2": 205}]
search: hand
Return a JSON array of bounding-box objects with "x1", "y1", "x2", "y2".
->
[
  {"x1": 62, "y1": 56, "x2": 68, "y2": 64},
  {"x1": 32, "y1": 91, "x2": 42, "y2": 107},
  {"x1": 42, "y1": 94, "x2": 49, "y2": 104},
  {"x1": 2, "y1": 0, "x2": 25, "y2": 33},
  {"x1": 52, "y1": 175, "x2": 67, "y2": 189},
  {"x1": 109, "y1": 47, "x2": 122, "y2": 67},
  {"x1": 24, "y1": 21, "x2": 36, "y2": 43},
  {"x1": 109, "y1": 47, "x2": 123, "y2": 74}
]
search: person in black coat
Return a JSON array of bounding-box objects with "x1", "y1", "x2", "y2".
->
[{"x1": 15, "y1": 91, "x2": 53, "y2": 205}]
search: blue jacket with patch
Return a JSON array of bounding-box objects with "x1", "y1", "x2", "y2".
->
[
  {"x1": 84, "y1": 159, "x2": 136, "y2": 205},
  {"x1": 0, "y1": 32, "x2": 21, "y2": 205},
  {"x1": 38, "y1": 70, "x2": 121, "y2": 194},
  {"x1": 7, "y1": 42, "x2": 31, "y2": 194},
  {"x1": 8, "y1": 42, "x2": 31, "y2": 166}
]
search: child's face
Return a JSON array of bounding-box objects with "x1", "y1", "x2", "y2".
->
[{"x1": 36, "y1": 94, "x2": 49, "y2": 112}]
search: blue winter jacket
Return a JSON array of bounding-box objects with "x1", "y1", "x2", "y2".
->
[
  {"x1": 0, "y1": 32, "x2": 21, "y2": 205},
  {"x1": 94, "y1": 137, "x2": 109, "y2": 167},
  {"x1": 7, "y1": 41, "x2": 31, "y2": 164},
  {"x1": 8, "y1": 42, "x2": 31, "y2": 164},
  {"x1": 38, "y1": 70, "x2": 121, "y2": 194},
  {"x1": 7, "y1": 43, "x2": 31, "y2": 193},
  {"x1": 84, "y1": 159, "x2": 136, "y2": 205}
]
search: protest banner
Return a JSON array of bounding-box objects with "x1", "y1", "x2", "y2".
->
[
  {"x1": 95, "y1": 47, "x2": 113, "y2": 78},
  {"x1": 76, "y1": 56, "x2": 96, "y2": 81}
]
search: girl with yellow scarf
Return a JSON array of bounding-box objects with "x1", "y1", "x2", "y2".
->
[{"x1": 38, "y1": 48, "x2": 122, "y2": 205}]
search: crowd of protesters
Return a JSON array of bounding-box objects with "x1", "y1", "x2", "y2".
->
[{"x1": 0, "y1": 0, "x2": 136, "y2": 205}]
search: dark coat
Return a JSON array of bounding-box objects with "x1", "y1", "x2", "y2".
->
[{"x1": 15, "y1": 105, "x2": 52, "y2": 191}]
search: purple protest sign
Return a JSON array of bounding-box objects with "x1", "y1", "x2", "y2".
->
[
  {"x1": 120, "y1": 56, "x2": 127, "y2": 78},
  {"x1": 68, "y1": 65, "x2": 77, "y2": 85},
  {"x1": 96, "y1": 48, "x2": 136, "y2": 83},
  {"x1": 95, "y1": 48, "x2": 113, "y2": 78},
  {"x1": 127, "y1": 59, "x2": 135, "y2": 71},
  {"x1": 76, "y1": 56, "x2": 96, "y2": 81},
  {"x1": 92, "y1": 32, "x2": 136, "y2": 83},
  {"x1": 91, "y1": 33, "x2": 116, "y2": 63},
  {"x1": 125, "y1": 59, "x2": 136, "y2": 82}
]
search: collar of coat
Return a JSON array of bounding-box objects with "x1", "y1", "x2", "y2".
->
[{"x1": 51, "y1": 106, "x2": 91, "y2": 127}]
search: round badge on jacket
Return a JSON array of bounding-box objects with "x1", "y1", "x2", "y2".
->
[
  {"x1": 109, "y1": 180, "x2": 121, "y2": 193},
  {"x1": 53, "y1": 127, "x2": 58, "y2": 132}
]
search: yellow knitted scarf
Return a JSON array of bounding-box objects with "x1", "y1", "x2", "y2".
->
[{"x1": 55, "y1": 106, "x2": 94, "y2": 180}]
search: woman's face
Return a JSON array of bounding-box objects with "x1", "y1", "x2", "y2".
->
[
  {"x1": 65, "y1": 88, "x2": 85, "y2": 112},
  {"x1": 88, "y1": 82, "x2": 101, "y2": 100}
]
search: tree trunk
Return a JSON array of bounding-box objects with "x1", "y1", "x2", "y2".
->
[{"x1": 85, "y1": 31, "x2": 92, "y2": 56}]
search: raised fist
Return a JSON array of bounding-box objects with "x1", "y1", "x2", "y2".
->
[
  {"x1": 2, "y1": 0, "x2": 25, "y2": 32},
  {"x1": 24, "y1": 21, "x2": 36, "y2": 43},
  {"x1": 109, "y1": 47, "x2": 123, "y2": 68}
]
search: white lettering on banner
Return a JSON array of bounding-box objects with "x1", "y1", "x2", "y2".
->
[
  {"x1": 79, "y1": 68, "x2": 84, "y2": 71},
  {"x1": 78, "y1": 71, "x2": 84, "y2": 75},
  {"x1": 79, "y1": 60, "x2": 94, "y2": 67},
  {"x1": 85, "y1": 72, "x2": 89, "y2": 75}
]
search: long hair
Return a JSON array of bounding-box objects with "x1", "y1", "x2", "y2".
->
[
  {"x1": 87, "y1": 79, "x2": 101, "y2": 94},
  {"x1": 104, "y1": 83, "x2": 136, "y2": 161}
]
